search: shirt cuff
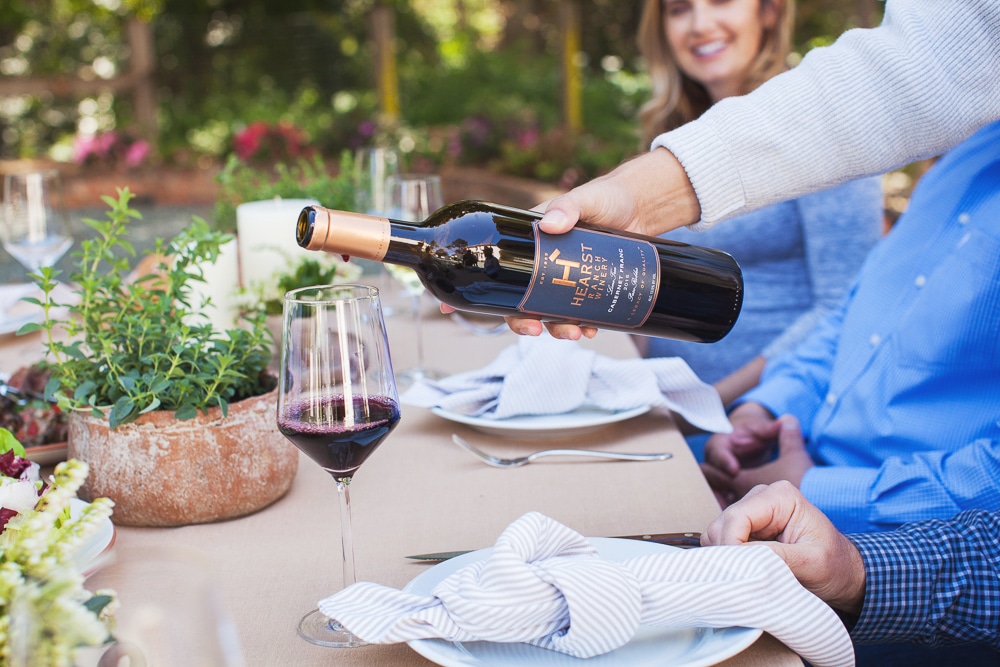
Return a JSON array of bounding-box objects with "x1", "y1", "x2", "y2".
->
[
  {"x1": 846, "y1": 530, "x2": 938, "y2": 644},
  {"x1": 800, "y1": 466, "x2": 878, "y2": 534},
  {"x1": 740, "y1": 375, "x2": 820, "y2": 426},
  {"x1": 651, "y1": 123, "x2": 746, "y2": 227}
]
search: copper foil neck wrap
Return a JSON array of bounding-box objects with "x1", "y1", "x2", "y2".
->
[{"x1": 302, "y1": 206, "x2": 391, "y2": 261}]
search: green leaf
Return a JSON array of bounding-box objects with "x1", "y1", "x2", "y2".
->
[
  {"x1": 174, "y1": 404, "x2": 198, "y2": 421},
  {"x1": 110, "y1": 396, "x2": 137, "y2": 429},
  {"x1": 0, "y1": 428, "x2": 27, "y2": 457},
  {"x1": 16, "y1": 321, "x2": 43, "y2": 335},
  {"x1": 139, "y1": 397, "x2": 161, "y2": 414},
  {"x1": 84, "y1": 594, "x2": 115, "y2": 616},
  {"x1": 74, "y1": 380, "x2": 97, "y2": 402}
]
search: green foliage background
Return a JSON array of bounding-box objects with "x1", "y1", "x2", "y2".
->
[{"x1": 0, "y1": 0, "x2": 883, "y2": 181}]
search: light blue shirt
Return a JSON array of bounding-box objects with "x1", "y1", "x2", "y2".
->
[
  {"x1": 743, "y1": 120, "x2": 1000, "y2": 534},
  {"x1": 644, "y1": 177, "x2": 883, "y2": 383}
]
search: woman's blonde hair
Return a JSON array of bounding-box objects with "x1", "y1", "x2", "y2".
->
[{"x1": 637, "y1": 0, "x2": 795, "y2": 147}]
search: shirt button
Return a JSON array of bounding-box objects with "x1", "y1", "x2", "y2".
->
[
  {"x1": 914, "y1": 275, "x2": 926, "y2": 287},
  {"x1": 870, "y1": 334, "x2": 881, "y2": 346},
  {"x1": 825, "y1": 392, "x2": 837, "y2": 405},
  {"x1": 958, "y1": 213, "x2": 970, "y2": 225}
]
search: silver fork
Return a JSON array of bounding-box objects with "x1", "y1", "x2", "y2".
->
[{"x1": 451, "y1": 434, "x2": 673, "y2": 468}]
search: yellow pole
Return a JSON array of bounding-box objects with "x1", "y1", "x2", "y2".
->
[
  {"x1": 560, "y1": 0, "x2": 583, "y2": 133},
  {"x1": 371, "y1": 4, "x2": 400, "y2": 121}
]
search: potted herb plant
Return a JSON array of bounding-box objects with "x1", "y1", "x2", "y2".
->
[{"x1": 24, "y1": 189, "x2": 298, "y2": 527}]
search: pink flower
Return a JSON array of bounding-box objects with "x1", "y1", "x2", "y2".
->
[
  {"x1": 234, "y1": 121, "x2": 269, "y2": 161},
  {"x1": 124, "y1": 140, "x2": 151, "y2": 168}
]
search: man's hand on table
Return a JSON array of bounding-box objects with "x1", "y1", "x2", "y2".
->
[
  {"x1": 702, "y1": 480, "x2": 866, "y2": 616},
  {"x1": 702, "y1": 409, "x2": 814, "y2": 507}
]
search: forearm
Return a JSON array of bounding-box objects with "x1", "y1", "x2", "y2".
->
[
  {"x1": 713, "y1": 356, "x2": 765, "y2": 408},
  {"x1": 847, "y1": 510, "x2": 1000, "y2": 649}
]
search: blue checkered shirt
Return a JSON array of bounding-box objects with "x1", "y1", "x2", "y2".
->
[{"x1": 847, "y1": 510, "x2": 1000, "y2": 649}]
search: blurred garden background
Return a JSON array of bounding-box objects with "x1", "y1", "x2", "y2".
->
[{"x1": 1, "y1": 0, "x2": 904, "y2": 219}]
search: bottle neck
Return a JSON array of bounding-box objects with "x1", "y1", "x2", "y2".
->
[{"x1": 298, "y1": 206, "x2": 426, "y2": 261}]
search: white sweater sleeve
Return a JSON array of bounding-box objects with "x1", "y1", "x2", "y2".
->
[{"x1": 652, "y1": 0, "x2": 1000, "y2": 227}]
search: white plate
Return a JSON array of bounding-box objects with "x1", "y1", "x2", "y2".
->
[
  {"x1": 431, "y1": 405, "x2": 650, "y2": 439},
  {"x1": 402, "y1": 538, "x2": 762, "y2": 667},
  {"x1": 69, "y1": 497, "x2": 116, "y2": 573}
]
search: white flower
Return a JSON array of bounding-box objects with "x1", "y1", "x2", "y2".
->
[{"x1": 0, "y1": 477, "x2": 39, "y2": 513}]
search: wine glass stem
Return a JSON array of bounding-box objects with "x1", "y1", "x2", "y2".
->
[
  {"x1": 335, "y1": 477, "x2": 358, "y2": 589},
  {"x1": 412, "y1": 293, "x2": 425, "y2": 373}
]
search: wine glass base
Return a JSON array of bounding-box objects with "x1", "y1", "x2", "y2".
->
[
  {"x1": 297, "y1": 609, "x2": 368, "y2": 648},
  {"x1": 396, "y1": 367, "x2": 444, "y2": 390}
]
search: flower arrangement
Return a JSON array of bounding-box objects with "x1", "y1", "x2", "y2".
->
[
  {"x1": 0, "y1": 430, "x2": 115, "y2": 666},
  {"x1": 72, "y1": 131, "x2": 151, "y2": 170}
]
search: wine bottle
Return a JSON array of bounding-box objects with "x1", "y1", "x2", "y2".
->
[{"x1": 296, "y1": 200, "x2": 743, "y2": 342}]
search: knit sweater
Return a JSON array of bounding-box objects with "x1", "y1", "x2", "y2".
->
[{"x1": 653, "y1": 0, "x2": 1000, "y2": 227}]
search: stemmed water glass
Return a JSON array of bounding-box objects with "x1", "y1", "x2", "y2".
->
[
  {"x1": 384, "y1": 173, "x2": 445, "y2": 386},
  {"x1": 1, "y1": 169, "x2": 73, "y2": 276},
  {"x1": 353, "y1": 146, "x2": 402, "y2": 315},
  {"x1": 276, "y1": 284, "x2": 401, "y2": 647}
]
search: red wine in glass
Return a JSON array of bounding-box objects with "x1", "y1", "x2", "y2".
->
[
  {"x1": 277, "y1": 284, "x2": 400, "y2": 648},
  {"x1": 278, "y1": 394, "x2": 400, "y2": 477}
]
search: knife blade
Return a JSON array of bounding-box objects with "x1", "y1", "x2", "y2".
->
[{"x1": 406, "y1": 531, "x2": 702, "y2": 561}]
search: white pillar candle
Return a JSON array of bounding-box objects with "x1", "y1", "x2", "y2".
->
[
  {"x1": 235, "y1": 197, "x2": 319, "y2": 289},
  {"x1": 187, "y1": 237, "x2": 241, "y2": 332}
]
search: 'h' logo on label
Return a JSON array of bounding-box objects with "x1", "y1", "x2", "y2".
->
[{"x1": 548, "y1": 249, "x2": 580, "y2": 287}]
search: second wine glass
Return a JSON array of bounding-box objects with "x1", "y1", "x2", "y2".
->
[
  {"x1": 384, "y1": 173, "x2": 445, "y2": 387},
  {"x1": 1, "y1": 169, "x2": 73, "y2": 274},
  {"x1": 277, "y1": 284, "x2": 400, "y2": 648}
]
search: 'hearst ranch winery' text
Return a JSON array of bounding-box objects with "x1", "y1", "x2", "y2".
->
[{"x1": 521, "y1": 229, "x2": 660, "y2": 329}]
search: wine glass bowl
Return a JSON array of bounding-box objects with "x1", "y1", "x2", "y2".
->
[
  {"x1": 277, "y1": 284, "x2": 400, "y2": 646},
  {"x1": 384, "y1": 173, "x2": 445, "y2": 386},
  {"x1": 1, "y1": 169, "x2": 73, "y2": 273}
]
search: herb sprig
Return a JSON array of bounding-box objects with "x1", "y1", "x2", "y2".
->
[{"x1": 23, "y1": 188, "x2": 273, "y2": 429}]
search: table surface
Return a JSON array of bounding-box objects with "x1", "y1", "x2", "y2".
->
[{"x1": 0, "y1": 300, "x2": 801, "y2": 667}]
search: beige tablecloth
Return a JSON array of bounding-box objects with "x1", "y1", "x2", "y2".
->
[{"x1": 0, "y1": 304, "x2": 801, "y2": 667}]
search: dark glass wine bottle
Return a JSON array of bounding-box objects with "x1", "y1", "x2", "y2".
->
[{"x1": 296, "y1": 200, "x2": 743, "y2": 342}]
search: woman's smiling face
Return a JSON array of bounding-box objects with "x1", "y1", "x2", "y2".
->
[{"x1": 663, "y1": 0, "x2": 777, "y2": 102}]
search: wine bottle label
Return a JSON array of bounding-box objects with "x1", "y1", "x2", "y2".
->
[{"x1": 520, "y1": 226, "x2": 660, "y2": 328}]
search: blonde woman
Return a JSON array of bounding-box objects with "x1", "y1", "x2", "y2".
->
[{"x1": 634, "y1": 0, "x2": 883, "y2": 413}]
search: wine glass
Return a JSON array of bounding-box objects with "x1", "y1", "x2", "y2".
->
[
  {"x1": 353, "y1": 146, "x2": 400, "y2": 215},
  {"x1": 353, "y1": 146, "x2": 402, "y2": 316},
  {"x1": 384, "y1": 173, "x2": 445, "y2": 386},
  {"x1": 277, "y1": 284, "x2": 400, "y2": 647},
  {"x1": 1, "y1": 169, "x2": 73, "y2": 275}
]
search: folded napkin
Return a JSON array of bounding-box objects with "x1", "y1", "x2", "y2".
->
[
  {"x1": 401, "y1": 335, "x2": 732, "y2": 433},
  {"x1": 319, "y1": 512, "x2": 854, "y2": 667}
]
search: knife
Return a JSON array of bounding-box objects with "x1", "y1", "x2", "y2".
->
[{"x1": 406, "y1": 531, "x2": 702, "y2": 561}]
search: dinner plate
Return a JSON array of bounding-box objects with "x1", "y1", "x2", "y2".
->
[
  {"x1": 430, "y1": 405, "x2": 650, "y2": 439},
  {"x1": 69, "y1": 497, "x2": 116, "y2": 573},
  {"x1": 402, "y1": 538, "x2": 762, "y2": 667}
]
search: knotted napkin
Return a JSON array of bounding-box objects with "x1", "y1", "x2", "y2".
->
[
  {"x1": 319, "y1": 512, "x2": 854, "y2": 667},
  {"x1": 401, "y1": 335, "x2": 732, "y2": 433}
]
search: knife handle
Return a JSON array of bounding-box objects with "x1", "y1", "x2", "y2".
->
[{"x1": 625, "y1": 532, "x2": 702, "y2": 548}]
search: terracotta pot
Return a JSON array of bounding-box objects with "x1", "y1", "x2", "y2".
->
[{"x1": 68, "y1": 385, "x2": 298, "y2": 527}]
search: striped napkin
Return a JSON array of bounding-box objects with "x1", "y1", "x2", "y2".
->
[
  {"x1": 318, "y1": 512, "x2": 854, "y2": 667},
  {"x1": 401, "y1": 335, "x2": 732, "y2": 433}
]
